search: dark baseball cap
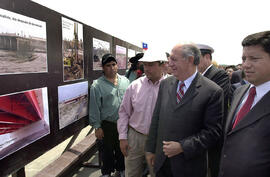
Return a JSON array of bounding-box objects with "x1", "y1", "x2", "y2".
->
[
  {"x1": 102, "y1": 53, "x2": 117, "y2": 66},
  {"x1": 129, "y1": 53, "x2": 144, "y2": 63}
]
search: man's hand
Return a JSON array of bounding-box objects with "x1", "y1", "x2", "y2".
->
[
  {"x1": 145, "y1": 152, "x2": 155, "y2": 166},
  {"x1": 95, "y1": 128, "x2": 104, "y2": 140},
  {"x1": 163, "y1": 141, "x2": 183, "y2": 158},
  {"x1": 120, "y1": 139, "x2": 130, "y2": 157}
]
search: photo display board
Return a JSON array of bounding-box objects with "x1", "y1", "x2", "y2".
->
[
  {"x1": 0, "y1": 0, "x2": 141, "y2": 176},
  {"x1": 128, "y1": 48, "x2": 136, "y2": 60}
]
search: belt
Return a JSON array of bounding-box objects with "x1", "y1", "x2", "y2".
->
[{"x1": 128, "y1": 125, "x2": 147, "y2": 136}]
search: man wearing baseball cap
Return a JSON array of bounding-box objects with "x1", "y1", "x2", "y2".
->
[
  {"x1": 197, "y1": 44, "x2": 230, "y2": 177},
  {"x1": 89, "y1": 53, "x2": 130, "y2": 177},
  {"x1": 118, "y1": 50, "x2": 168, "y2": 177},
  {"x1": 125, "y1": 53, "x2": 144, "y2": 83}
]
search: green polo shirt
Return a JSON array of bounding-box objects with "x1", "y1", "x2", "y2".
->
[
  {"x1": 89, "y1": 74, "x2": 130, "y2": 128},
  {"x1": 125, "y1": 70, "x2": 137, "y2": 83}
]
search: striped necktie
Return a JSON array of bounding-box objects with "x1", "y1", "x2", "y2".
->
[{"x1": 177, "y1": 82, "x2": 185, "y2": 103}]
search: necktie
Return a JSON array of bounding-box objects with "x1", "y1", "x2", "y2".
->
[
  {"x1": 177, "y1": 82, "x2": 185, "y2": 103},
  {"x1": 232, "y1": 86, "x2": 256, "y2": 129}
]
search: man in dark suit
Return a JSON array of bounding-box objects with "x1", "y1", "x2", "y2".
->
[
  {"x1": 145, "y1": 44, "x2": 224, "y2": 177},
  {"x1": 197, "y1": 44, "x2": 231, "y2": 122},
  {"x1": 231, "y1": 69, "x2": 242, "y2": 84},
  {"x1": 232, "y1": 70, "x2": 248, "y2": 90},
  {"x1": 197, "y1": 44, "x2": 230, "y2": 177},
  {"x1": 219, "y1": 31, "x2": 270, "y2": 177}
]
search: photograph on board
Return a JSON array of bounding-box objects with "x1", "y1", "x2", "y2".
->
[
  {"x1": 62, "y1": 17, "x2": 84, "y2": 82},
  {"x1": 92, "y1": 38, "x2": 110, "y2": 70},
  {"x1": 0, "y1": 8, "x2": 47, "y2": 75},
  {"x1": 127, "y1": 49, "x2": 135, "y2": 69},
  {"x1": 58, "y1": 81, "x2": 88, "y2": 129},
  {"x1": 115, "y1": 45, "x2": 126, "y2": 69},
  {"x1": 0, "y1": 87, "x2": 50, "y2": 160}
]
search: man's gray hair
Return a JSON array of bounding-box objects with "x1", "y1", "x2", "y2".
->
[{"x1": 181, "y1": 44, "x2": 201, "y2": 65}]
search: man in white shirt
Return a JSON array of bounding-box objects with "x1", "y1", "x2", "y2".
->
[
  {"x1": 118, "y1": 50, "x2": 167, "y2": 177},
  {"x1": 219, "y1": 31, "x2": 270, "y2": 177}
]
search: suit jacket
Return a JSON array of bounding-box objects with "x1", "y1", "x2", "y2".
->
[
  {"x1": 204, "y1": 65, "x2": 230, "y2": 177},
  {"x1": 204, "y1": 65, "x2": 231, "y2": 122},
  {"x1": 219, "y1": 84, "x2": 270, "y2": 177},
  {"x1": 231, "y1": 70, "x2": 242, "y2": 84},
  {"x1": 145, "y1": 73, "x2": 223, "y2": 177}
]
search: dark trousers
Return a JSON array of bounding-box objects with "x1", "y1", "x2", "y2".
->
[
  {"x1": 156, "y1": 158, "x2": 174, "y2": 177},
  {"x1": 208, "y1": 143, "x2": 222, "y2": 177},
  {"x1": 100, "y1": 121, "x2": 125, "y2": 175}
]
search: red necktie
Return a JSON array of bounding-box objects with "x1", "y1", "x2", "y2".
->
[
  {"x1": 232, "y1": 86, "x2": 256, "y2": 129},
  {"x1": 177, "y1": 82, "x2": 185, "y2": 103}
]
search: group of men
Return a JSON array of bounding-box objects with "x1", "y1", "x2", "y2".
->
[{"x1": 89, "y1": 30, "x2": 270, "y2": 177}]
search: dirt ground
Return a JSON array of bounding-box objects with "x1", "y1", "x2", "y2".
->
[
  {"x1": 59, "y1": 97, "x2": 88, "y2": 129},
  {"x1": 0, "y1": 50, "x2": 47, "y2": 74}
]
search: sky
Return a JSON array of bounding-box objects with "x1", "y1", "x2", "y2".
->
[
  {"x1": 32, "y1": 0, "x2": 270, "y2": 65},
  {"x1": 58, "y1": 81, "x2": 88, "y2": 102},
  {"x1": 62, "y1": 17, "x2": 83, "y2": 41},
  {"x1": 0, "y1": 8, "x2": 46, "y2": 38}
]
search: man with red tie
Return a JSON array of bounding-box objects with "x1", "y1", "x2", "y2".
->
[
  {"x1": 145, "y1": 44, "x2": 223, "y2": 177},
  {"x1": 219, "y1": 31, "x2": 270, "y2": 177}
]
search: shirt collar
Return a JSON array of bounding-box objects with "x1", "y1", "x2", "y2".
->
[
  {"x1": 146, "y1": 74, "x2": 166, "y2": 85},
  {"x1": 202, "y1": 64, "x2": 213, "y2": 75},
  {"x1": 253, "y1": 80, "x2": 270, "y2": 99},
  {"x1": 180, "y1": 70, "x2": 198, "y2": 89},
  {"x1": 102, "y1": 73, "x2": 120, "y2": 85}
]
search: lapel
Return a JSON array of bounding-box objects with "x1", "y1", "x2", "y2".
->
[
  {"x1": 225, "y1": 84, "x2": 249, "y2": 135},
  {"x1": 168, "y1": 76, "x2": 179, "y2": 109},
  {"x1": 229, "y1": 90, "x2": 270, "y2": 134},
  {"x1": 168, "y1": 73, "x2": 200, "y2": 110}
]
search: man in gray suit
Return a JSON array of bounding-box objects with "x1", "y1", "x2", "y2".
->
[
  {"x1": 145, "y1": 44, "x2": 224, "y2": 177},
  {"x1": 219, "y1": 31, "x2": 270, "y2": 177}
]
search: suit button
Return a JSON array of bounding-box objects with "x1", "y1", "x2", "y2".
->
[{"x1": 223, "y1": 154, "x2": 227, "y2": 158}]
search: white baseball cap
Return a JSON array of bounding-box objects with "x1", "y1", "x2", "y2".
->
[
  {"x1": 196, "y1": 44, "x2": 214, "y2": 54},
  {"x1": 139, "y1": 50, "x2": 168, "y2": 62}
]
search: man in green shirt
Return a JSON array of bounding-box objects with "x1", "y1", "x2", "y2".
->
[{"x1": 89, "y1": 53, "x2": 130, "y2": 177}]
